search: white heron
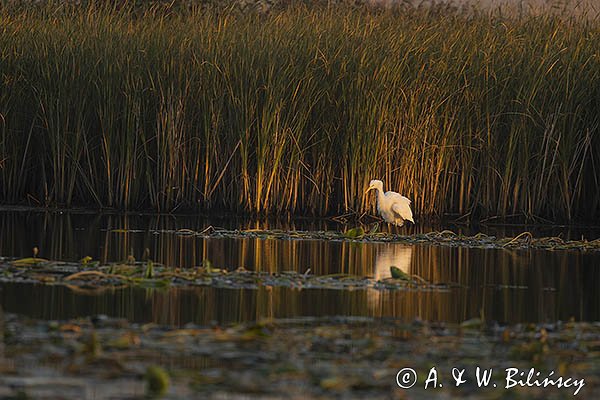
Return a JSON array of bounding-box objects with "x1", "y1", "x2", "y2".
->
[{"x1": 365, "y1": 179, "x2": 414, "y2": 226}]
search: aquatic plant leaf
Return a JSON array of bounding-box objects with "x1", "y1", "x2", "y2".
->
[
  {"x1": 132, "y1": 278, "x2": 170, "y2": 289},
  {"x1": 83, "y1": 332, "x2": 102, "y2": 358},
  {"x1": 145, "y1": 365, "x2": 170, "y2": 397},
  {"x1": 390, "y1": 266, "x2": 410, "y2": 280},
  {"x1": 320, "y1": 376, "x2": 348, "y2": 391},
  {"x1": 80, "y1": 256, "x2": 93, "y2": 265},
  {"x1": 344, "y1": 227, "x2": 365, "y2": 239},
  {"x1": 108, "y1": 332, "x2": 140, "y2": 349},
  {"x1": 460, "y1": 318, "x2": 483, "y2": 330},
  {"x1": 12, "y1": 258, "x2": 48, "y2": 266},
  {"x1": 144, "y1": 260, "x2": 154, "y2": 279},
  {"x1": 241, "y1": 324, "x2": 272, "y2": 340},
  {"x1": 203, "y1": 259, "x2": 216, "y2": 273}
]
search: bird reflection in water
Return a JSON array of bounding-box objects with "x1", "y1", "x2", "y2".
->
[
  {"x1": 368, "y1": 244, "x2": 415, "y2": 315},
  {"x1": 373, "y1": 244, "x2": 413, "y2": 280}
]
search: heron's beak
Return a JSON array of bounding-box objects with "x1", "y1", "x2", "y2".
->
[{"x1": 364, "y1": 186, "x2": 374, "y2": 194}]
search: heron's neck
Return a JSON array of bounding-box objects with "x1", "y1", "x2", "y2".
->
[{"x1": 376, "y1": 188, "x2": 385, "y2": 203}]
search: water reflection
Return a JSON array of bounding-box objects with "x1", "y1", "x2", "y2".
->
[
  {"x1": 0, "y1": 210, "x2": 599, "y2": 324},
  {"x1": 1, "y1": 268, "x2": 598, "y2": 325},
  {"x1": 1, "y1": 209, "x2": 598, "y2": 267},
  {"x1": 374, "y1": 244, "x2": 413, "y2": 279}
]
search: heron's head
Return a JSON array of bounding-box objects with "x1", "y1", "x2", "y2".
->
[{"x1": 365, "y1": 179, "x2": 383, "y2": 193}]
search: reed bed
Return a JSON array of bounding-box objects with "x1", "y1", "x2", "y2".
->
[{"x1": 0, "y1": 2, "x2": 599, "y2": 221}]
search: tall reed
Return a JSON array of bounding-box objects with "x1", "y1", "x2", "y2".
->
[{"x1": 0, "y1": 2, "x2": 598, "y2": 221}]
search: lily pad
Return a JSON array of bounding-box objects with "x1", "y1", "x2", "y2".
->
[
  {"x1": 12, "y1": 257, "x2": 48, "y2": 266},
  {"x1": 390, "y1": 266, "x2": 410, "y2": 280},
  {"x1": 344, "y1": 227, "x2": 365, "y2": 239},
  {"x1": 145, "y1": 365, "x2": 170, "y2": 397}
]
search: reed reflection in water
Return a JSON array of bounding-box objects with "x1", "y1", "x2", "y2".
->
[
  {"x1": 1, "y1": 272, "x2": 597, "y2": 325},
  {"x1": 0, "y1": 211, "x2": 598, "y2": 324},
  {"x1": 0, "y1": 210, "x2": 599, "y2": 269},
  {"x1": 1, "y1": 243, "x2": 598, "y2": 324}
]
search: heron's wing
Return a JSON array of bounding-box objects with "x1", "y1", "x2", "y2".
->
[{"x1": 391, "y1": 197, "x2": 414, "y2": 222}]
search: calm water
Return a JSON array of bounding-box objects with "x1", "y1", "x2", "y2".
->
[{"x1": 0, "y1": 209, "x2": 599, "y2": 325}]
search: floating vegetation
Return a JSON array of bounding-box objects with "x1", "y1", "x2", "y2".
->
[
  {"x1": 10, "y1": 257, "x2": 49, "y2": 267},
  {"x1": 343, "y1": 227, "x2": 365, "y2": 239},
  {"x1": 1, "y1": 313, "x2": 599, "y2": 399},
  {"x1": 0, "y1": 257, "x2": 445, "y2": 292},
  {"x1": 390, "y1": 266, "x2": 410, "y2": 280},
  {"x1": 144, "y1": 260, "x2": 155, "y2": 279},
  {"x1": 1, "y1": 229, "x2": 598, "y2": 291},
  {"x1": 145, "y1": 366, "x2": 170, "y2": 398},
  {"x1": 184, "y1": 228, "x2": 600, "y2": 252}
]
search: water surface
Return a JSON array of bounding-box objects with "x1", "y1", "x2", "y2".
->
[{"x1": 0, "y1": 209, "x2": 598, "y2": 325}]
